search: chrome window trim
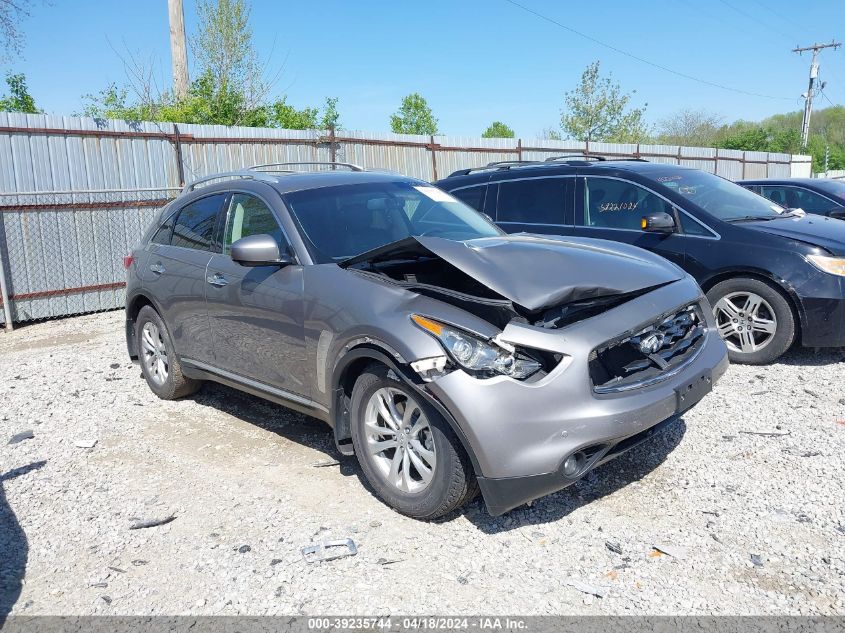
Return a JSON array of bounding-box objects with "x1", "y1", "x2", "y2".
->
[{"x1": 580, "y1": 175, "x2": 720, "y2": 239}]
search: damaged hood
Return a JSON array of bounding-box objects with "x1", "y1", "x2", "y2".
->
[{"x1": 341, "y1": 234, "x2": 685, "y2": 311}]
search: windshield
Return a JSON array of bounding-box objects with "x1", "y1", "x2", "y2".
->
[
  {"x1": 283, "y1": 180, "x2": 503, "y2": 263},
  {"x1": 816, "y1": 179, "x2": 845, "y2": 201},
  {"x1": 654, "y1": 170, "x2": 785, "y2": 221}
]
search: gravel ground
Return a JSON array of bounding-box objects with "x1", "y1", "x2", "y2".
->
[{"x1": 1, "y1": 310, "x2": 844, "y2": 616}]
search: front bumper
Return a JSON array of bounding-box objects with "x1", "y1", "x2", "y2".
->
[
  {"x1": 424, "y1": 276, "x2": 729, "y2": 515},
  {"x1": 794, "y1": 272, "x2": 845, "y2": 347}
]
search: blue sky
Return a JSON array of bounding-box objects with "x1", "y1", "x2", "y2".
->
[{"x1": 9, "y1": 0, "x2": 845, "y2": 137}]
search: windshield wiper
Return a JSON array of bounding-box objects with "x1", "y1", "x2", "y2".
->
[{"x1": 725, "y1": 215, "x2": 779, "y2": 223}]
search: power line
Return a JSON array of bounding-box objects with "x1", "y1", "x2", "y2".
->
[
  {"x1": 746, "y1": 0, "x2": 816, "y2": 41},
  {"x1": 502, "y1": 0, "x2": 792, "y2": 101},
  {"x1": 716, "y1": 0, "x2": 794, "y2": 40}
]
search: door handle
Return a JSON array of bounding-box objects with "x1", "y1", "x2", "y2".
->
[
  {"x1": 149, "y1": 262, "x2": 166, "y2": 274},
  {"x1": 206, "y1": 273, "x2": 229, "y2": 287}
]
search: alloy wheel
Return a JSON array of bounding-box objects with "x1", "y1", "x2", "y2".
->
[
  {"x1": 363, "y1": 387, "x2": 437, "y2": 493},
  {"x1": 713, "y1": 291, "x2": 777, "y2": 354},
  {"x1": 141, "y1": 321, "x2": 169, "y2": 385}
]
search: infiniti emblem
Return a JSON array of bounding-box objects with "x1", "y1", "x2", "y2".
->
[{"x1": 638, "y1": 332, "x2": 666, "y2": 355}]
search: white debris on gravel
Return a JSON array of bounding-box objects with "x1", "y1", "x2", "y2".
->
[{"x1": 1, "y1": 310, "x2": 844, "y2": 615}]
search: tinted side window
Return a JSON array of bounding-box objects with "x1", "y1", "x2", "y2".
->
[
  {"x1": 150, "y1": 214, "x2": 174, "y2": 245},
  {"x1": 223, "y1": 193, "x2": 287, "y2": 254},
  {"x1": 452, "y1": 186, "x2": 485, "y2": 211},
  {"x1": 758, "y1": 185, "x2": 789, "y2": 208},
  {"x1": 678, "y1": 212, "x2": 712, "y2": 237},
  {"x1": 496, "y1": 178, "x2": 566, "y2": 224},
  {"x1": 762, "y1": 185, "x2": 833, "y2": 213},
  {"x1": 171, "y1": 194, "x2": 225, "y2": 251},
  {"x1": 583, "y1": 178, "x2": 673, "y2": 230}
]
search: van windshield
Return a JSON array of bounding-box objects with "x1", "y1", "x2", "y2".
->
[
  {"x1": 654, "y1": 170, "x2": 785, "y2": 221},
  {"x1": 283, "y1": 181, "x2": 503, "y2": 263}
]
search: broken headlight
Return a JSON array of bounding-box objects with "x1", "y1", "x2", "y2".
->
[{"x1": 411, "y1": 314, "x2": 541, "y2": 380}]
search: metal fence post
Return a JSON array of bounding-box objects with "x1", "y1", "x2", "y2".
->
[{"x1": 0, "y1": 238, "x2": 13, "y2": 331}]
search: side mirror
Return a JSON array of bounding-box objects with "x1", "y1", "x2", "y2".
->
[
  {"x1": 641, "y1": 211, "x2": 677, "y2": 233},
  {"x1": 230, "y1": 234, "x2": 293, "y2": 267},
  {"x1": 827, "y1": 208, "x2": 845, "y2": 220}
]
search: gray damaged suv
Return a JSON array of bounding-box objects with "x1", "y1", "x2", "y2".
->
[{"x1": 125, "y1": 163, "x2": 728, "y2": 518}]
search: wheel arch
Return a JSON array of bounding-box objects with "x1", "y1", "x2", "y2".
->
[
  {"x1": 330, "y1": 343, "x2": 482, "y2": 475},
  {"x1": 125, "y1": 292, "x2": 163, "y2": 360},
  {"x1": 699, "y1": 268, "x2": 804, "y2": 344}
]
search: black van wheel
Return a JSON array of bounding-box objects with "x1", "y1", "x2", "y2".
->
[
  {"x1": 706, "y1": 277, "x2": 795, "y2": 365},
  {"x1": 350, "y1": 364, "x2": 478, "y2": 519}
]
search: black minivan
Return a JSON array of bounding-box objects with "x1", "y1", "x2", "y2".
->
[{"x1": 436, "y1": 158, "x2": 845, "y2": 364}]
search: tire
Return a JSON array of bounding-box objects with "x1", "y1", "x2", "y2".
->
[
  {"x1": 350, "y1": 364, "x2": 478, "y2": 519},
  {"x1": 706, "y1": 277, "x2": 795, "y2": 365},
  {"x1": 135, "y1": 305, "x2": 202, "y2": 399}
]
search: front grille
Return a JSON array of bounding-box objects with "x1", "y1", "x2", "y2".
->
[{"x1": 590, "y1": 304, "x2": 706, "y2": 393}]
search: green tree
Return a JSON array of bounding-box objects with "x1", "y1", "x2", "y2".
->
[
  {"x1": 481, "y1": 121, "x2": 515, "y2": 138},
  {"x1": 655, "y1": 109, "x2": 726, "y2": 146},
  {"x1": 390, "y1": 93, "x2": 438, "y2": 135},
  {"x1": 560, "y1": 61, "x2": 649, "y2": 143},
  {"x1": 320, "y1": 97, "x2": 341, "y2": 130},
  {"x1": 81, "y1": 0, "x2": 339, "y2": 130},
  {"x1": 0, "y1": 0, "x2": 38, "y2": 61},
  {"x1": 0, "y1": 72, "x2": 41, "y2": 113},
  {"x1": 267, "y1": 97, "x2": 318, "y2": 129}
]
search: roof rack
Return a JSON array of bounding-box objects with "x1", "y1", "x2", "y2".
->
[
  {"x1": 249, "y1": 161, "x2": 364, "y2": 172},
  {"x1": 182, "y1": 170, "x2": 281, "y2": 194},
  {"x1": 446, "y1": 160, "x2": 543, "y2": 178},
  {"x1": 543, "y1": 155, "x2": 606, "y2": 162},
  {"x1": 182, "y1": 161, "x2": 367, "y2": 193}
]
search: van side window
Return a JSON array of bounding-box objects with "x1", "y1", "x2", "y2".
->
[
  {"x1": 171, "y1": 194, "x2": 226, "y2": 251},
  {"x1": 496, "y1": 178, "x2": 566, "y2": 224},
  {"x1": 583, "y1": 177, "x2": 673, "y2": 231},
  {"x1": 452, "y1": 186, "x2": 485, "y2": 212}
]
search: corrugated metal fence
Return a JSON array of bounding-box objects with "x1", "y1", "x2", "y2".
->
[{"x1": 0, "y1": 112, "x2": 812, "y2": 328}]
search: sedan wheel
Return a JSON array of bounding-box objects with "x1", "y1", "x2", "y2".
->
[
  {"x1": 713, "y1": 291, "x2": 777, "y2": 354},
  {"x1": 363, "y1": 387, "x2": 437, "y2": 493}
]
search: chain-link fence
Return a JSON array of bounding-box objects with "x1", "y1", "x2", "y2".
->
[{"x1": 0, "y1": 188, "x2": 178, "y2": 328}]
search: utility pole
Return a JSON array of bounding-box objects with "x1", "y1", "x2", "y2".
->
[
  {"x1": 168, "y1": 0, "x2": 190, "y2": 99},
  {"x1": 793, "y1": 41, "x2": 840, "y2": 150}
]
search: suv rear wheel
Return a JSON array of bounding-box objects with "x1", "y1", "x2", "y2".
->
[
  {"x1": 706, "y1": 277, "x2": 795, "y2": 364},
  {"x1": 350, "y1": 364, "x2": 477, "y2": 519},
  {"x1": 136, "y1": 305, "x2": 202, "y2": 399}
]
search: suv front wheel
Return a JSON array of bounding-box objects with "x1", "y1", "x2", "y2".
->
[
  {"x1": 350, "y1": 364, "x2": 477, "y2": 519},
  {"x1": 706, "y1": 277, "x2": 795, "y2": 364}
]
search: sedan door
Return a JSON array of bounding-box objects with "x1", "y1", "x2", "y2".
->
[
  {"x1": 204, "y1": 191, "x2": 307, "y2": 398},
  {"x1": 572, "y1": 176, "x2": 688, "y2": 269}
]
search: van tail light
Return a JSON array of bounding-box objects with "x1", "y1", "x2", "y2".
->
[{"x1": 123, "y1": 255, "x2": 134, "y2": 269}]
